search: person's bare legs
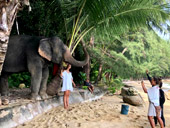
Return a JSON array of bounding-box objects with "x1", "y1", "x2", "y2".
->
[
  {"x1": 88, "y1": 87, "x2": 93, "y2": 93},
  {"x1": 91, "y1": 86, "x2": 94, "y2": 93},
  {"x1": 148, "y1": 116, "x2": 155, "y2": 128},
  {"x1": 66, "y1": 90, "x2": 70, "y2": 109},
  {"x1": 157, "y1": 116, "x2": 164, "y2": 128},
  {"x1": 63, "y1": 91, "x2": 67, "y2": 109}
]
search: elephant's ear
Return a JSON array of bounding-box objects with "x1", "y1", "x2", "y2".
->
[{"x1": 38, "y1": 38, "x2": 52, "y2": 61}]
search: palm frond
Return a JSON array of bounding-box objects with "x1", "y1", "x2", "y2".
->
[
  {"x1": 87, "y1": 0, "x2": 170, "y2": 35},
  {"x1": 53, "y1": 0, "x2": 170, "y2": 52}
]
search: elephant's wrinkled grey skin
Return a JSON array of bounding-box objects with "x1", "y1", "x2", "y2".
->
[{"x1": 0, "y1": 35, "x2": 89, "y2": 100}]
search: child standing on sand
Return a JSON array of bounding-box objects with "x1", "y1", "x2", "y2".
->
[
  {"x1": 141, "y1": 78, "x2": 164, "y2": 128},
  {"x1": 61, "y1": 64, "x2": 76, "y2": 109}
]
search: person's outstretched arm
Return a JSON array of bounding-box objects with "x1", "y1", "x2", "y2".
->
[
  {"x1": 72, "y1": 79, "x2": 76, "y2": 87},
  {"x1": 141, "y1": 81, "x2": 147, "y2": 93},
  {"x1": 60, "y1": 69, "x2": 64, "y2": 78},
  {"x1": 146, "y1": 70, "x2": 152, "y2": 83}
]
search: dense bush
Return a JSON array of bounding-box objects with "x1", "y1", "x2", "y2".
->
[
  {"x1": 77, "y1": 71, "x2": 87, "y2": 85},
  {"x1": 8, "y1": 72, "x2": 31, "y2": 88}
]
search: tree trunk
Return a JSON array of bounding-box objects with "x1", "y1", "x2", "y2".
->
[
  {"x1": 0, "y1": 0, "x2": 30, "y2": 74},
  {"x1": 83, "y1": 56, "x2": 90, "y2": 80},
  {"x1": 83, "y1": 36, "x2": 94, "y2": 81},
  {"x1": 47, "y1": 65, "x2": 62, "y2": 96},
  {"x1": 95, "y1": 63, "x2": 103, "y2": 84}
]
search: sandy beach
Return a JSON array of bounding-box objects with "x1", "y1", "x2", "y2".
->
[{"x1": 16, "y1": 80, "x2": 170, "y2": 128}]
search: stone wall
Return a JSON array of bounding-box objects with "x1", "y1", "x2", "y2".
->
[{"x1": 0, "y1": 87, "x2": 105, "y2": 128}]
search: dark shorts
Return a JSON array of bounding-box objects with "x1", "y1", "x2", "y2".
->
[{"x1": 84, "y1": 81, "x2": 91, "y2": 87}]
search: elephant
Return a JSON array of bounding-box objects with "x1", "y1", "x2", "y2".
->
[{"x1": 0, "y1": 35, "x2": 89, "y2": 100}]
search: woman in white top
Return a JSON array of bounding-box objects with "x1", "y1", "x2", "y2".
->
[
  {"x1": 141, "y1": 77, "x2": 164, "y2": 128},
  {"x1": 61, "y1": 64, "x2": 76, "y2": 109}
]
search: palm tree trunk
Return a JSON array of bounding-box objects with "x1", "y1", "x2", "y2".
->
[
  {"x1": 0, "y1": 0, "x2": 30, "y2": 74},
  {"x1": 83, "y1": 36, "x2": 93, "y2": 81},
  {"x1": 95, "y1": 63, "x2": 103, "y2": 84},
  {"x1": 83, "y1": 57, "x2": 90, "y2": 80}
]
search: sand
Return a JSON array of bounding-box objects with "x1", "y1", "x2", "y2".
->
[{"x1": 16, "y1": 80, "x2": 170, "y2": 128}]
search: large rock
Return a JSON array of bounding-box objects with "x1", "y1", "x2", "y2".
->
[
  {"x1": 123, "y1": 95, "x2": 143, "y2": 106},
  {"x1": 121, "y1": 85, "x2": 138, "y2": 96},
  {"x1": 121, "y1": 85, "x2": 143, "y2": 106}
]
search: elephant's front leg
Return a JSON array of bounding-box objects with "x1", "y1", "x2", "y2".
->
[
  {"x1": 29, "y1": 66, "x2": 42, "y2": 100},
  {"x1": 39, "y1": 67, "x2": 49, "y2": 100}
]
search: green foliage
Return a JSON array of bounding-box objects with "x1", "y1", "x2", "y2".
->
[
  {"x1": 53, "y1": 0, "x2": 170, "y2": 53},
  {"x1": 90, "y1": 59, "x2": 100, "y2": 81},
  {"x1": 8, "y1": 72, "x2": 31, "y2": 88},
  {"x1": 13, "y1": 0, "x2": 66, "y2": 38},
  {"x1": 9, "y1": 0, "x2": 170, "y2": 88},
  {"x1": 78, "y1": 71, "x2": 87, "y2": 85},
  {"x1": 122, "y1": 29, "x2": 170, "y2": 78},
  {"x1": 108, "y1": 87, "x2": 116, "y2": 94},
  {"x1": 90, "y1": 28, "x2": 170, "y2": 79},
  {"x1": 101, "y1": 69, "x2": 124, "y2": 93},
  {"x1": 82, "y1": 86, "x2": 88, "y2": 90},
  {"x1": 107, "y1": 78, "x2": 124, "y2": 94}
]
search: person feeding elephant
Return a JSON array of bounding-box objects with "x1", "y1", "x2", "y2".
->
[{"x1": 61, "y1": 64, "x2": 76, "y2": 109}]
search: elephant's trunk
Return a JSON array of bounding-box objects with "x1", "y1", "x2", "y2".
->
[{"x1": 63, "y1": 43, "x2": 89, "y2": 67}]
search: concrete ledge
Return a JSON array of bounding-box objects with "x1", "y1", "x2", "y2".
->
[{"x1": 0, "y1": 87, "x2": 105, "y2": 128}]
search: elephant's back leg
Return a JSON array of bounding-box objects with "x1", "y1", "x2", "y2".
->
[{"x1": 0, "y1": 72, "x2": 9, "y2": 96}]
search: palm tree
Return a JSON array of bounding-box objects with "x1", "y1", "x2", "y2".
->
[
  {"x1": 0, "y1": 0, "x2": 30, "y2": 74},
  {"x1": 47, "y1": 0, "x2": 170, "y2": 95},
  {"x1": 55, "y1": 0, "x2": 170, "y2": 52},
  {"x1": 54, "y1": 0, "x2": 170, "y2": 81}
]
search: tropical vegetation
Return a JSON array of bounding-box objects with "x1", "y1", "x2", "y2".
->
[{"x1": 8, "y1": 0, "x2": 170, "y2": 91}]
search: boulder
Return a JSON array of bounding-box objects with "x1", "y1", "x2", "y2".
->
[
  {"x1": 123, "y1": 95, "x2": 143, "y2": 106},
  {"x1": 121, "y1": 85, "x2": 143, "y2": 106},
  {"x1": 121, "y1": 86, "x2": 129, "y2": 96},
  {"x1": 121, "y1": 85, "x2": 138, "y2": 96}
]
